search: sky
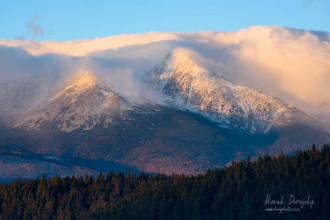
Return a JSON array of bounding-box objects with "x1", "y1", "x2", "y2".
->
[{"x1": 0, "y1": 0, "x2": 329, "y2": 41}]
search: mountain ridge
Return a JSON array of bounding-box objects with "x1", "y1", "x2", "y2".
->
[
  {"x1": 1, "y1": 52, "x2": 329, "y2": 176},
  {"x1": 144, "y1": 48, "x2": 314, "y2": 133}
]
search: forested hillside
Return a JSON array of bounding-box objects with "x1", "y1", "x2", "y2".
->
[{"x1": 0, "y1": 144, "x2": 329, "y2": 220}]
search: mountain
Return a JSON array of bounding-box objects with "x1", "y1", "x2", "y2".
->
[
  {"x1": 15, "y1": 72, "x2": 128, "y2": 132},
  {"x1": 144, "y1": 48, "x2": 314, "y2": 134},
  {"x1": 1, "y1": 26, "x2": 329, "y2": 134},
  {"x1": 0, "y1": 27, "x2": 329, "y2": 179},
  {"x1": 0, "y1": 63, "x2": 329, "y2": 177}
]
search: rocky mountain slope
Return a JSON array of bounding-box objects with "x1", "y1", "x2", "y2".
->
[
  {"x1": 144, "y1": 49, "x2": 313, "y2": 133},
  {"x1": 15, "y1": 72, "x2": 128, "y2": 132}
]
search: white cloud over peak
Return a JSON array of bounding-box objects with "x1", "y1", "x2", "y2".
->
[
  {"x1": 0, "y1": 32, "x2": 180, "y2": 56},
  {"x1": 0, "y1": 26, "x2": 329, "y2": 130}
]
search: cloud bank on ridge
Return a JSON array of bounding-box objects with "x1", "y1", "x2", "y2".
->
[{"x1": 0, "y1": 26, "x2": 329, "y2": 129}]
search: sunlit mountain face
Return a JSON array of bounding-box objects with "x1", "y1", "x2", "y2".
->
[
  {"x1": 15, "y1": 72, "x2": 128, "y2": 132},
  {"x1": 0, "y1": 26, "x2": 329, "y2": 180}
]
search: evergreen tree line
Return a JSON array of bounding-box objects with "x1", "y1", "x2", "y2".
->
[{"x1": 0, "y1": 144, "x2": 329, "y2": 220}]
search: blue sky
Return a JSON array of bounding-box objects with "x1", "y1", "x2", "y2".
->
[{"x1": 0, "y1": 0, "x2": 329, "y2": 41}]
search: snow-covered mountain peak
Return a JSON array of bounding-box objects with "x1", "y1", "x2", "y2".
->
[
  {"x1": 68, "y1": 71, "x2": 102, "y2": 87},
  {"x1": 165, "y1": 48, "x2": 206, "y2": 76},
  {"x1": 145, "y1": 48, "x2": 217, "y2": 92},
  {"x1": 145, "y1": 50, "x2": 307, "y2": 133},
  {"x1": 15, "y1": 72, "x2": 128, "y2": 132},
  {"x1": 156, "y1": 48, "x2": 210, "y2": 82},
  {"x1": 49, "y1": 72, "x2": 107, "y2": 102}
]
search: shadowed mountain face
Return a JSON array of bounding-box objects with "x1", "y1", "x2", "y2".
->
[
  {"x1": 2, "y1": 103, "x2": 329, "y2": 175},
  {"x1": 1, "y1": 67, "x2": 329, "y2": 177}
]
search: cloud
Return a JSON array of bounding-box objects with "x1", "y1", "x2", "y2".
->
[
  {"x1": 14, "y1": 35, "x2": 25, "y2": 40},
  {"x1": 27, "y1": 17, "x2": 44, "y2": 38},
  {"x1": 0, "y1": 46, "x2": 83, "y2": 125},
  {"x1": 0, "y1": 32, "x2": 181, "y2": 56},
  {"x1": 0, "y1": 26, "x2": 329, "y2": 129},
  {"x1": 193, "y1": 26, "x2": 330, "y2": 129}
]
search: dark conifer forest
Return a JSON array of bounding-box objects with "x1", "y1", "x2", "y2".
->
[{"x1": 0, "y1": 144, "x2": 329, "y2": 220}]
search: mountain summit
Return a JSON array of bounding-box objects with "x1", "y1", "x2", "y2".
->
[
  {"x1": 5, "y1": 61, "x2": 330, "y2": 176},
  {"x1": 15, "y1": 72, "x2": 127, "y2": 132},
  {"x1": 144, "y1": 48, "x2": 310, "y2": 133}
]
